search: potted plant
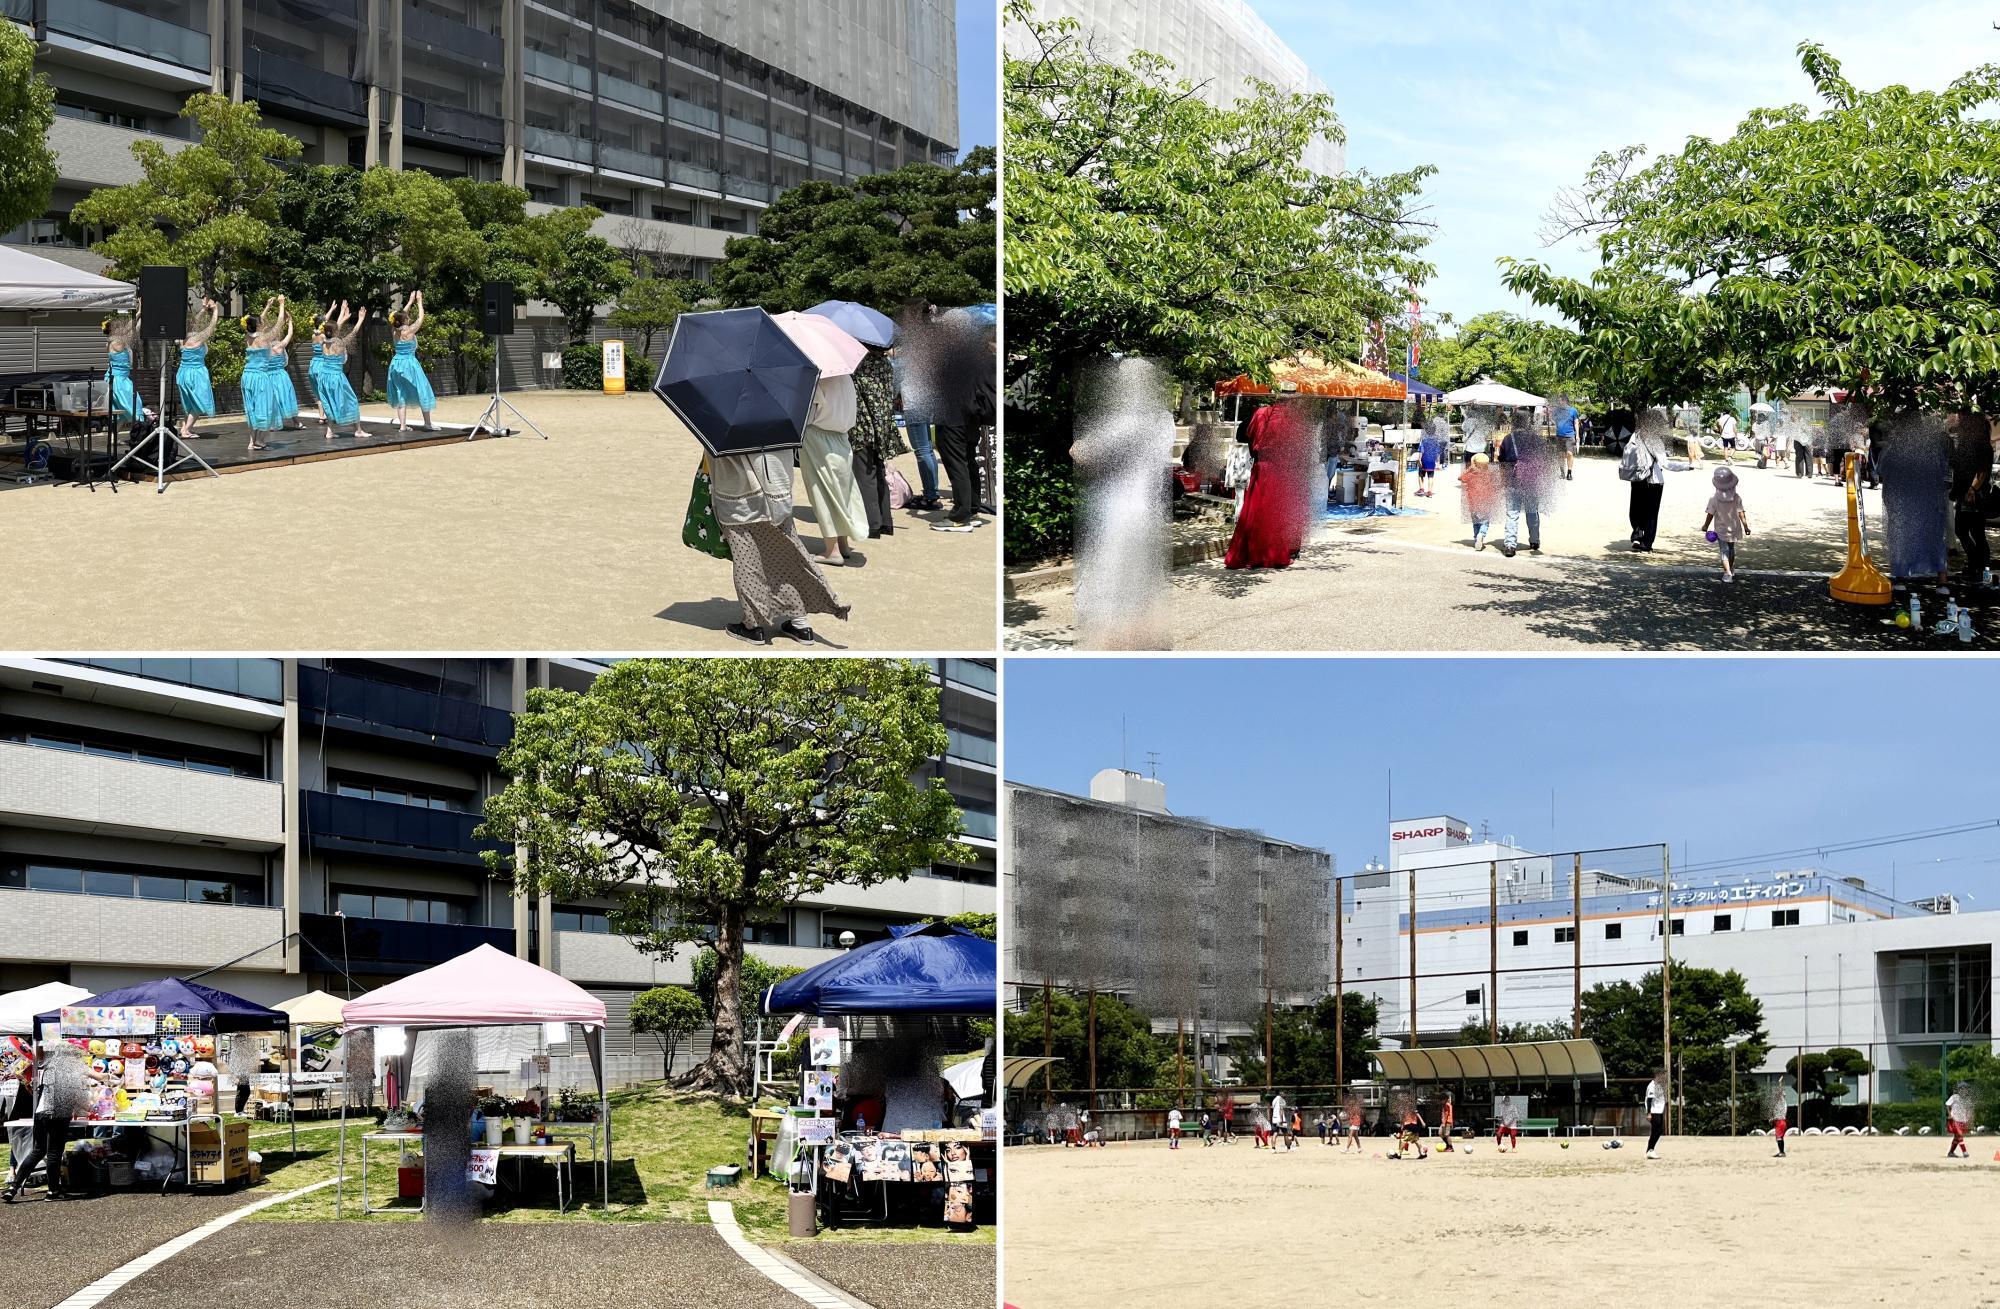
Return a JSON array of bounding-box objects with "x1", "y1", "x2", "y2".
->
[
  {"x1": 477, "y1": 1094, "x2": 509, "y2": 1145},
  {"x1": 511, "y1": 1098, "x2": 540, "y2": 1144}
]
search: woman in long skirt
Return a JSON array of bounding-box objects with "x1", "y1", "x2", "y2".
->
[
  {"x1": 708, "y1": 449, "x2": 850, "y2": 644},
  {"x1": 174, "y1": 297, "x2": 220, "y2": 440},
  {"x1": 309, "y1": 303, "x2": 338, "y2": 437},
  {"x1": 263, "y1": 297, "x2": 301, "y2": 430},
  {"x1": 102, "y1": 312, "x2": 147, "y2": 428},
  {"x1": 1224, "y1": 402, "x2": 1310, "y2": 569},
  {"x1": 386, "y1": 290, "x2": 436, "y2": 432},
  {"x1": 316, "y1": 301, "x2": 365, "y2": 437},
  {"x1": 848, "y1": 346, "x2": 903, "y2": 538},
  {"x1": 797, "y1": 373, "x2": 871, "y2": 567}
]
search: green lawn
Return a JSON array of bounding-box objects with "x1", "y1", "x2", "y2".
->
[{"x1": 239, "y1": 1087, "x2": 992, "y2": 1245}]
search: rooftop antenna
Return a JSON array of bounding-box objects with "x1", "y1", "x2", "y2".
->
[
  {"x1": 1145, "y1": 751, "x2": 1161, "y2": 780},
  {"x1": 1121, "y1": 715, "x2": 1127, "y2": 772}
]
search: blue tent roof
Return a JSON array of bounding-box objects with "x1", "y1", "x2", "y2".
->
[
  {"x1": 761, "y1": 922, "x2": 995, "y2": 1016},
  {"x1": 1388, "y1": 371, "x2": 1443, "y2": 399},
  {"x1": 36, "y1": 977, "x2": 288, "y2": 1034}
]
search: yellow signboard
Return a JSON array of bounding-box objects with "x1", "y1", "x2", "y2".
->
[{"x1": 602, "y1": 339, "x2": 626, "y2": 395}]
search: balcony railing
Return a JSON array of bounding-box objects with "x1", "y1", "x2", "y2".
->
[
  {"x1": 773, "y1": 131, "x2": 809, "y2": 161},
  {"x1": 62, "y1": 658, "x2": 282, "y2": 703},
  {"x1": 944, "y1": 728, "x2": 996, "y2": 767},
  {"x1": 667, "y1": 98, "x2": 720, "y2": 134},
  {"x1": 245, "y1": 49, "x2": 364, "y2": 121},
  {"x1": 959, "y1": 809, "x2": 998, "y2": 840},
  {"x1": 407, "y1": 100, "x2": 505, "y2": 153},
  {"x1": 599, "y1": 71, "x2": 663, "y2": 115},
  {"x1": 524, "y1": 124, "x2": 592, "y2": 166},
  {"x1": 0, "y1": 740, "x2": 283, "y2": 847},
  {"x1": 303, "y1": 791, "x2": 498, "y2": 866},
  {"x1": 941, "y1": 659, "x2": 997, "y2": 693},
  {"x1": 298, "y1": 666, "x2": 514, "y2": 755},
  {"x1": 599, "y1": 143, "x2": 663, "y2": 183},
  {"x1": 811, "y1": 145, "x2": 843, "y2": 170},
  {"x1": 723, "y1": 115, "x2": 768, "y2": 148},
  {"x1": 48, "y1": 0, "x2": 209, "y2": 72},
  {"x1": 524, "y1": 47, "x2": 592, "y2": 93},
  {"x1": 724, "y1": 175, "x2": 770, "y2": 204},
  {"x1": 404, "y1": 4, "x2": 502, "y2": 67},
  {"x1": 669, "y1": 160, "x2": 720, "y2": 192},
  {"x1": 300, "y1": 911, "x2": 512, "y2": 975}
]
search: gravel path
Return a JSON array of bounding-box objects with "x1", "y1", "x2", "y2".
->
[
  {"x1": 783, "y1": 1242, "x2": 997, "y2": 1309},
  {"x1": 2, "y1": 1190, "x2": 250, "y2": 1309},
  {"x1": 95, "y1": 1221, "x2": 807, "y2": 1309}
]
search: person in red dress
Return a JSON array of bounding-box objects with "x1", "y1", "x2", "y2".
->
[{"x1": 1225, "y1": 403, "x2": 1312, "y2": 569}]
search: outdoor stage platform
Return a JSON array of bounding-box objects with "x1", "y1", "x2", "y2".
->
[{"x1": 2, "y1": 407, "x2": 517, "y2": 486}]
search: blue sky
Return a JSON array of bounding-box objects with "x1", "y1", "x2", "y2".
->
[
  {"x1": 1005, "y1": 659, "x2": 2000, "y2": 908},
  {"x1": 958, "y1": 0, "x2": 998, "y2": 153},
  {"x1": 1241, "y1": 0, "x2": 1998, "y2": 323}
]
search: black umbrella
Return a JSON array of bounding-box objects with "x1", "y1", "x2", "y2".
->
[{"x1": 654, "y1": 307, "x2": 820, "y2": 456}]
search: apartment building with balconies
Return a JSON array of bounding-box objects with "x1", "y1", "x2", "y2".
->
[
  {"x1": 5, "y1": 0, "x2": 960, "y2": 281},
  {"x1": 0, "y1": 655, "x2": 996, "y2": 1086}
]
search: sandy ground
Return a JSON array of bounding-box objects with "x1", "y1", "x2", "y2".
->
[
  {"x1": 0, "y1": 392, "x2": 995, "y2": 651},
  {"x1": 1007, "y1": 453, "x2": 1989, "y2": 651},
  {"x1": 1002, "y1": 1135, "x2": 2000, "y2": 1308}
]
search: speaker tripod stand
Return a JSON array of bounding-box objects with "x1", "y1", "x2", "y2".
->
[
  {"x1": 467, "y1": 333, "x2": 546, "y2": 440},
  {"x1": 108, "y1": 353, "x2": 217, "y2": 492}
]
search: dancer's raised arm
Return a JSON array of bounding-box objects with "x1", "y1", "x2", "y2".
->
[
  {"x1": 274, "y1": 309, "x2": 294, "y2": 351},
  {"x1": 408, "y1": 290, "x2": 425, "y2": 331},
  {"x1": 186, "y1": 298, "x2": 221, "y2": 346}
]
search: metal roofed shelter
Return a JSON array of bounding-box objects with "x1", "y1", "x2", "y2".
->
[
  {"x1": 1373, "y1": 1038, "x2": 1607, "y2": 1084},
  {"x1": 1001, "y1": 1055, "x2": 1063, "y2": 1090}
]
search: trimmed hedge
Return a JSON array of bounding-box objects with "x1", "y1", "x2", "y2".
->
[{"x1": 561, "y1": 343, "x2": 657, "y2": 390}]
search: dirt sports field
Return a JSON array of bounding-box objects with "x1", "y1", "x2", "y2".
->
[{"x1": 1003, "y1": 1135, "x2": 2000, "y2": 1308}]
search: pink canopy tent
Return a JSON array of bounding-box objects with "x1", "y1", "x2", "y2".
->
[{"x1": 334, "y1": 945, "x2": 611, "y2": 1213}]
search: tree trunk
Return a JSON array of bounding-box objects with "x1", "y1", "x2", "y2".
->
[{"x1": 678, "y1": 905, "x2": 750, "y2": 1097}]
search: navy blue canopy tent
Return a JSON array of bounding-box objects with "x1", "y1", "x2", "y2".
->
[
  {"x1": 36, "y1": 977, "x2": 288, "y2": 1034},
  {"x1": 1388, "y1": 371, "x2": 1443, "y2": 400},
  {"x1": 761, "y1": 922, "x2": 995, "y2": 1016}
]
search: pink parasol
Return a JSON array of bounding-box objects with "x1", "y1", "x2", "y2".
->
[{"x1": 771, "y1": 311, "x2": 866, "y2": 378}]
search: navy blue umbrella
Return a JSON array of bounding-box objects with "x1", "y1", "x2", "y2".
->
[
  {"x1": 804, "y1": 299, "x2": 896, "y2": 348},
  {"x1": 654, "y1": 307, "x2": 820, "y2": 456}
]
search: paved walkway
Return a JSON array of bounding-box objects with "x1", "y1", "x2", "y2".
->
[
  {"x1": 0, "y1": 392, "x2": 994, "y2": 651},
  {"x1": 1009, "y1": 454, "x2": 1987, "y2": 651},
  {"x1": 1, "y1": 1190, "x2": 255, "y2": 1309}
]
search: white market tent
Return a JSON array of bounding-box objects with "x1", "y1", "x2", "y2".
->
[
  {"x1": 1442, "y1": 380, "x2": 1549, "y2": 408},
  {"x1": 335, "y1": 945, "x2": 611, "y2": 1213},
  {"x1": 0, "y1": 245, "x2": 136, "y2": 312},
  {"x1": 0, "y1": 981, "x2": 91, "y2": 1036}
]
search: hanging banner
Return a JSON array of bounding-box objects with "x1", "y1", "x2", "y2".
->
[
  {"x1": 601, "y1": 339, "x2": 626, "y2": 394},
  {"x1": 61, "y1": 1006, "x2": 156, "y2": 1037},
  {"x1": 468, "y1": 1148, "x2": 499, "y2": 1185}
]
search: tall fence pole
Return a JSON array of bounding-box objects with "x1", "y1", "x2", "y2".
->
[
  {"x1": 1662, "y1": 847, "x2": 1674, "y2": 1136},
  {"x1": 1087, "y1": 988, "x2": 1097, "y2": 1114},
  {"x1": 1042, "y1": 976, "x2": 1053, "y2": 1109},
  {"x1": 1334, "y1": 877, "x2": 1345, "y2": 1094},
  {"x1": 1488, "y1": 860, "x2": 1499, "y2": 1041},
  {"x1": 1408, "y1": 867, "x2": 1419, "y2": 1048},
  {"x1": 1572, "y1": 853, "x2": 1583, "y2": 1037},
  {"x1": 1176, "y1": 1015, "x2": 1186, "y2": 1102}
]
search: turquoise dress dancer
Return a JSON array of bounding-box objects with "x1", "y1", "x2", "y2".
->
[
  {"x1": 386, "y1": 290, "x2": 435, "y2": 430},
  {"x1": 271, "y1": 343, "x2": 301, "y2": 425},
  {"x1": 107, "y1": 348, "x2": 145, "y2": 423},
  {"x1": 240, "y1": 345, "x2": 284, "y2": 447},
  {"x1": 174, "y1": 344, "x2": 214, "y2": 420}
]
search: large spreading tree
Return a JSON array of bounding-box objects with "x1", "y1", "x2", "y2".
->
[
  {"x1": 710, "y1": 148, "x2": 995, "y2": 313},
  {"x1": 1004, "y1": 0, "x2": 1434, "y2": 404},
  {"x1": 481, "y1": 659, "x2": 969, "y2": 1099},
  {"x1": 1503, "y1": 43, "x2": 2000, "y2": 412},
  {"x1": 74, "y1": 93, "x2": 302, "y2": 300},
  {"x1": 1579, "y1": 963, "x2": 1769, "y2": 1134},
  {"x1": 0, "y1": 23, "x2": 57, "y2": 235}
]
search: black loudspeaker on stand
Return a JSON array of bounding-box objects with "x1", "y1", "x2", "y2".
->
[
  {"x1": 110, "y1": 264, "x2": 216, "y2": 491},
  {"x1": 469, "y1": 278, "x2": 545, "y2": 440}
]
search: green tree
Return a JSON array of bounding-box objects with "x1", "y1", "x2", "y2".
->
[
  {"x1": 1579, "y1": 964, "x2": 1769, "y2": 1135},
  {"x1": 608, "y1": 272, "x2": 698, "y2": 360},
  {"x1": 710, "y1": 148, "x2": 996, "y2": 313},
  {"x1": 1455, "y1": 1018, "x2": 1576, "y2": 1046},
  {"x1": 507, "y1": 206, "x2": 631, "y2": 343},
  {"x1": 1004, "y1": 0, "x2": 1433, "y2": 402},
  {"x1": 0, "y1": 23, "x2": 57, "y2": 234},
  {"x1": 1229, "y1": 993, "x2": 1382, "y2": 1088},
  {"x1": 1788, "y1": 1047, "x2": 1872, "y2": 1128},
  {"x1": 250, "y1": 165, "x2": 395, "y2": 308},
  {"x1": 1001, "y1": 990, "x2": 1172, "y2": 1094},
  {"x1": 480, "y1": 659, "x2": 968, "y2": 1098},
  {"x1": 943, "y1": 911, "x2": 996, "y2": 941},
  {"x1": 629, "y1": 985, "x2": 708, "y2": 1079},
  {"x1": 358, "y1": 167, "x2": 488, "y2": 303},
  {"x1": 689, "y1": 947, "x2": 804, "y2": 1031},
  {"x1": 1503, "y1": 44, "x2": 2000, "y2": 412},
  {"x1": 73, "y1": 93, "x2": 302, "y2": 299},
  {"x1": 1904, "y1": 1044, "x2": 2000, "y2": 1129},
  {"x1": 1418, "y1": 311, "x2": 1582, "y2": 398}
]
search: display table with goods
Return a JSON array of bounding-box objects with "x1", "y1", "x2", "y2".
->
[
  {"x1": 757, "y1": 923, "x2": 1000, "y2": 1233},
  {"x1": 359, "y1": 1117, "x2": 580, "y2": 1215},
  {"x1": 22, "y1": 979, "x2": 288, "y2": 1196}
]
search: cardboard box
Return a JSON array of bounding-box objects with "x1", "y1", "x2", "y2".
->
[
  {"x1": 189, "y1": 1120, "x2": 249, "y2": 1186},
  {"x1": 106, "y1": 1161, "x2": 134, "y2": 1188}
]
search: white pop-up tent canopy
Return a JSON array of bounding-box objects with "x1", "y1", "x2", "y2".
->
[
  {"x1": 0, "y1": 245, "x2": 137, "y2": 312},
  {"x1": 335, "y1": 945, "x2": 610, "y2": 1213},
  {"x1": 0, "y1": 981, "x2": 92, "y2": 1036}
]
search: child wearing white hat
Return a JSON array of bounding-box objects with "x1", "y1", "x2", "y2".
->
[{"x1": 1702, "y1": 465, "x2": 1752, "y2": 582}]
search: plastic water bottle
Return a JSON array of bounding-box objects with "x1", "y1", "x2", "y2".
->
[
  {"x1": 1984, "y1": 567, "x2": 1994, "y2": 587},
  {"x1": 1960, "y1": 611, "x2": 1977, "y2": 644},
  {"x1": 1909, "y1": 594, "x2": 1923, "y2": 630},
  {"x1": 1945, "y1": 599, "x2": 1961, "y2": 629}
]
